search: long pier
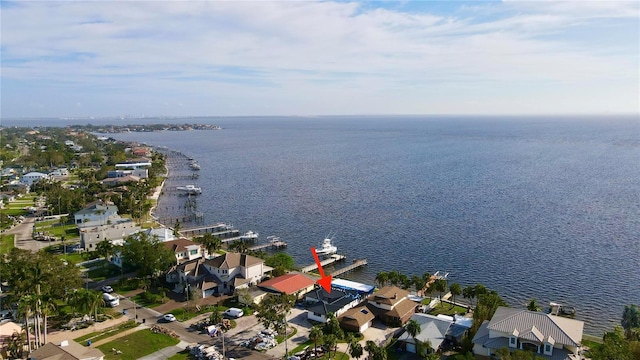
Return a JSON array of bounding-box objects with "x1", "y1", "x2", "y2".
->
[
  {"x1": 300, "y1": 254, "x2": 346, "y2": 273},
  {"x1": 248, "y1": 240, "x2": 287, "y2": 251},
  {"x1": 331, "y1": 259, "x2": 368, "y2": 277}
]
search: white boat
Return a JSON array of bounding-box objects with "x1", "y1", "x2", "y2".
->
[
  {"x1": 190, "y1": 161, "x2": 201, "y2": 171},
  {"x1": 176, "y1": 184, "x2": 202, "y2": 195},
  {"x1": 315, "y1": 236, "x2": 337, "y2": 257},
  {"x1": 240, "y1": 231, "x2": 259, "y2": 241}
]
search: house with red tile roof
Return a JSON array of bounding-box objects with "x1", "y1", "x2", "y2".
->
[{"x1": 258, "y1": 273, "x2": 316, "y2": 299}]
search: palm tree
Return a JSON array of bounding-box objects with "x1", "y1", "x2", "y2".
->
[
  {"x1": 88, "y1": 290, "x2": 105, "y2": 322},
  {"x1": 96, "y1": 239, "x2": 115, "y2": 267},
  {"x1": 622, "y1": 304, "x2": 640, "y2": 339},
  {"x1": 375, "y1": 271, "x2": 388, "y2": 288},
  {"x1": 527, "y1": 299, "x2": 541, "y2": 312},
  {"x1": 406, "y1": 319, "x2": 421, "y2": 352},
  {"x1": 309, "y1": 326, "x2": 323, "y2": 356},
  {"x1": 449, "y1": 283, "x2": 462, "y2": 308},
  {"x1": 229, "y1": 240, "x2": 248, "y2": 253},
  {"x1": 197, "y1": 233, "x2": 222, "y2": 257},
  {"x1": 344, "y1": 332, "x2": 355, "y2": 357},
  {"x1": 39, "y1": 294, "x2": 57, "y2": 345},
  {"x1": 18, "y1": 295, "x2": 34, "y2": 352},
  {"x1": 323, "y1": 334, "x2": 338, "y2": 359},
  {"x1": 433, "y1": 279, "x2": 447, "y2": 307},
  {"x1": 462, "y1": 285, "x2": 476, "y2": 308},
  {"x1": 349, "y1": 342, "x2": 363, "y2": 360}
]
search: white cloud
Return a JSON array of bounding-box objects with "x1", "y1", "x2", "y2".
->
[{"x1": 1, "y1": 0, "x2": 638, "y2": 117}]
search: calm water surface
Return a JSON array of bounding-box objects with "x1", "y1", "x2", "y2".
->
[{"x1": 18, "y1": 115, "x2": 637, "y2": 335}]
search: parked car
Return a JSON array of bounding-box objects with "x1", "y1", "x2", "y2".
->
[
  {"x1": 101, "y1": 285, "x2": 114, "y2": 293},
  {"x1": 163, "y1": 314, "x2": 176, "y2": 322},
  {"x1": 223, "y1": 308, "x2": 244, "y2": 318}
]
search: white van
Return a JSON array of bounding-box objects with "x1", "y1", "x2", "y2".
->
[
  {"x1": 223, "y1": 308, "x2": 243, "y2": 318},
  {"x1": 103, "y1": 293, "x2": 119, "y2": 307}
]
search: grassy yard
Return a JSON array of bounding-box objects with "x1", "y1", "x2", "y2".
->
[
  {"x1": 0, "y1": 234, "x2": 15, "y2": 254},
  {"x1": 74, "y1": 320, "x2": 139, "y2": 344},
  {"x1": 87, "y1": 263, "x2": 122, "y2": 281},
  {"x1": 96, "y1": 328, "x2": 180, "y2": 360},
  {"x1": 428, "y1": 304, "x2": 468, "y2": 317}
]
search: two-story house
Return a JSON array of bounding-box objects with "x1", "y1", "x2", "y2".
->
[
  {"x1": 164, "y1": 238, "x2": 205, "y2": 263},
  {"x1": 74, "y1": 200, "x2": 119, "y2": 224},
  {"x1": 165, "y1": 252, "x2": 271, "y2": 297},
  {"x1": 472, "y1": 307, "x2": 584, "y2": 360},
  {"x1": 365, "y1": 286, "x2": 417, "y2": 326}
]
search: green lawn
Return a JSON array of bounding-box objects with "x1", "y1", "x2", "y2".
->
[
  {"x1": 1, "y1": 207, "x2": 28, "y2": 216},
  {"x1": 96, "y1": 328, "x2": 180, "y2": 360},
  {"x1": 0, "y1": 234, "x2": 15, "y2": 254},
  {"x1": 87, "y1": 263, "x2": 122, "y2": 281},
  {"x1": 428, "y1": 304, "x2": 469, "y2": 317},
  {"x1": 74, "y1": 320, "x2": 139, "y2": 343}
]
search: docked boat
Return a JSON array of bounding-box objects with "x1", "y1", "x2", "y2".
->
[
  {"x1": 315, "y1": 236, "x2": 337, "y2": 257},
  {"x1": 240, "y1": 231, "x2": 259, "y2": 242},
  {"x1": 190, "y1": 161, "x2": 201, "y2": 171},
  {"x1": 176, "y1": 184, "x2": 202, "y2": 195}
]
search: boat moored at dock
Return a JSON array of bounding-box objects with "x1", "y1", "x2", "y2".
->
[
  {"x1": 315, "y1": 236, "x2": 337, "y2": 257},
  {"x1": 176, "y1": 184, "x2": 202, "y2": 195}
]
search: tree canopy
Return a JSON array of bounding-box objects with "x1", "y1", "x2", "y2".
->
[{"x1": 121, "y1": 232, "x2": 175, "y2": 278}]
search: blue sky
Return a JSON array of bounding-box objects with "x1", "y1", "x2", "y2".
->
[{"x1": 1, "y1": 0, "x2": 638, "y2": 118}]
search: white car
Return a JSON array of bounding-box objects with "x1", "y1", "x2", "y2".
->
[
  {"x1": 162, "y1": 314, "x2": 176, "y2": 322},
  {"x1": 223, "y1": 308, "x2": 244, "y2": 318},
  {"x1": 101, "y1": 285, "x2": 114, "y2": 293}
]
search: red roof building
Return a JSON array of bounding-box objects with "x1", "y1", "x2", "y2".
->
[{"x1": 259, "y1": 273, "x2": 317, "y2": 299}]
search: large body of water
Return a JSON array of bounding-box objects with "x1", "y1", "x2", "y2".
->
[{"x1": 7, "y1": 115, "x2": 639, "y2": 334}]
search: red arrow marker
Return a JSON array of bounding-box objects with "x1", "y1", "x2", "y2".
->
[{"x1": 311, "y1": 247, "x2": 332, "y2": 293}]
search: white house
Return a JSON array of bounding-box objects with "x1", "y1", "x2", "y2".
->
[
  {"x1": 399, "y1": 313, "x2": 472, "y2": 353},
  {"x1": 163, "y1": 238, "x2": 205, "y2": 263},
  {"x1": 472, "y1": 307, "x2": 584, "y2": 360},
  {"x1": 79, "y1": 219, "x2": 141, "y2": 251},
  {"x1": 20, "y1": 172, "x2": 49, "y2": 186},
  {"x1": 74, "y1": 200, "x2": 119, "y2": 225}
]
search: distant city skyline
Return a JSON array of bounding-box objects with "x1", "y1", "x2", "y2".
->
[{"x1": 1, "y1": 1, "x2": 638, "y2": 118}]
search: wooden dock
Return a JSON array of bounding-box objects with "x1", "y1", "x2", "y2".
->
[
  {"x1": 300, "y1": 254, "x2": 346, "y2": 273},
  {"x1": 248, "y1": 240, "x2": 287, "y2": 251},
  {"x1": 331, "y1": 259, "x2": 368, "y2": 277}
]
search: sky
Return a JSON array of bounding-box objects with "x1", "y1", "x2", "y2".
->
[{"x1": 1, "y1": 0, "x2": 639, "y2": 118}]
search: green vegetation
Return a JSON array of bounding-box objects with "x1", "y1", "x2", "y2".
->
[
  {"x1": 74, "y1": 320, "x2": 139, "y2": 343},
  {"x1": 87, "y1": 263, "x2": 122, "y2": 281},
  {"x1": 96, "y1": 328, "x2": 180, "y2": 360},
  {"x1": 428, "y1": 303, "x2": 468, "y2": 316},
  {"x1": 0, "y1": 234, "x2": 15, "y2": 254}
]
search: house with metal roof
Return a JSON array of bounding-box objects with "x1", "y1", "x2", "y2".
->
[
  {"x1": 398, "y1": 313, "x2": 472, "y2": 354},
  {"x1": 73, "y1": 200, "x2": 119, "y2": 225},
  {"x1": 472, "y1": 307, "x2": 584, "y2": 360}
]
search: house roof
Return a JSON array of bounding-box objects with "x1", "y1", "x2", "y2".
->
[
  {"x1": 205, "y1": 252, "x2": 263, "y2": 269},
  {"x1": 367, "y1": 286, "x2": 409, "y2": 307},
  {"x1": 399, "y1": 313, "x2": 453, "y2": 351},
  {"x1": 164, "y1": 238, "x2": 201, "y2": 253},
  {"x1": 486, "y1": 307, "x2": 583, "y2": 347},
  {"x1": 29, "y1": 340, "x2": 105, "y2": 360},
  {"x1": 258, "y1": 273, "x2": 316, "y2": 295},
  {"x1": 74, "y1": 200, "x2": 118, "y2": 216},
  {"x1": 339, "y1": 305, "x2": 375, "y2": 329}
]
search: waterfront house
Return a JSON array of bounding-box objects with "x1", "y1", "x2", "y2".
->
[
  {"x1": 258, "y1": 273, "x2": 316, "y2": 299},
  {"x1": 74, "y1": 200, "x2": 119, "y2": 224},
  {"x1": 366, "y1": 286, "x2": 417, "y2": 326},
  {"x1": 472, "y1": 307, "x2": 584, "y2": 359},
  {"x1": 101, "y1": 175, "x2": 141, "y2": 186},
  {"x1": 398, "y1": 313, "x2": 472, "y2": 354},
  {"x1": 305, "y1": 287, "x2": 362, "y2": 323},
  {"x1": 29, "y1": 340, "x2": 105, "y2": 360}
]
